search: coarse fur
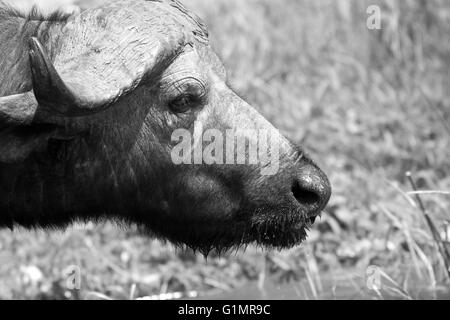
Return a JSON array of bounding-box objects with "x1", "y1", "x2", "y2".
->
[
  {"x1": 0, "y1": 2, "x2": 73, "y2": 21},
  {"x1": 0, "y1": 0, "x2": 331, "y2": 255}
]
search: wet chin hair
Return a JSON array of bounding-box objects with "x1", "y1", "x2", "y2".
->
[{"x1": 134, "y1": 204, "x2": 312, "y2": 257}]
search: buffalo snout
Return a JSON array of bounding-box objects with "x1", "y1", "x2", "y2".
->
[{"x1": 290, "y1": 161, "x2": 331, "y2": 220}]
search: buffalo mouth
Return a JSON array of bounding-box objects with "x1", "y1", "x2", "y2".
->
[
  {"x1": 139, "y1": 205, "x2": 319, "y2": 256},
  {"x1": 246, "y1": 205, "x2": 318, "y2": 249}
]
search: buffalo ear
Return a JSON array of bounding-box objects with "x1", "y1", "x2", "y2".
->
[{"x1": 0, "y1": 92, "x2": 38, "y2": 128}]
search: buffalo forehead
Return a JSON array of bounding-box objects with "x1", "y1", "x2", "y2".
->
[
  {"x1": 54, "y1": 0, "x2": 208, "y2": 67},
  {"x1": 44, "y1": 0, "x2": 210, "y2": 104}
]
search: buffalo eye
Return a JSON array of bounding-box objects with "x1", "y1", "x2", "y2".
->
[
  {"x1": 165, "y1": 77, "x2": 208, "y2": 113},
  {"x1": 168, "y1": 93, "x2": 201, "y2": 113}
]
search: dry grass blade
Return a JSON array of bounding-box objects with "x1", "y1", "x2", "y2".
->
[
  {"x1": 379, "y1": 205, "x2": 423, "y2": 279},
  {"x1": 406, "y1": 172, "x2": 450, "y2": 281},
  {"x1": 377, "y1": 269, "x2": 413, "y2": 300},
  {"x1": 85, "y1": 291, "x2": 113, "y2": 300},
  {"x1": 136, "y1": 291, "x2": 199, "y2": 300},
  {"x1": 408, "y1": 191, "x2": 450, "y2": 196},
  {"x1": 419, "y1": 87, "x2": 450, "y2": 137},
  {"x1": 129, "y1": 283, "x2": 137, "y2": 300}
]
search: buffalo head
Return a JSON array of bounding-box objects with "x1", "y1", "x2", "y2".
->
[{"x1": 0, "y1": 0, "x2": 331, "y2": 254}]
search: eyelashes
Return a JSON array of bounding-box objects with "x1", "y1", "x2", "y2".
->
[
  {"x1": 168, "y1": 93, "x2": 205, "y2": 113},
  {"x1": 166, "y1": 77, "x2": 209, "y2": 113}
]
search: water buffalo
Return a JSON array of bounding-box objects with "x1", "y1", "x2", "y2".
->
[{"x1": 0, "y1": 0, "x2": 331, "y2": 254}]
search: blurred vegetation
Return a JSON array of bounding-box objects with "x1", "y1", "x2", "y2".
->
[{"x1": 0, "y1": 0, "x2": 449, "y2": 299}]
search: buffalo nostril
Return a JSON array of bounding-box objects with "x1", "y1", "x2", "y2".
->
[
  {"x1": 290, "y1": 163, "x2": 331, "y2": 217},
  {"x1": 291, "y1": 180, "x2": 321, "y2": 207}
]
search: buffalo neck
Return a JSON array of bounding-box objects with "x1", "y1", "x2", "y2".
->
[{"x1": 0, "y1": 10, "x2": 79, "y2": 229}]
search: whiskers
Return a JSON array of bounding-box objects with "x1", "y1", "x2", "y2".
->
[
  {"x1": 131, "y1": 203, "x2": 312, "y2": 258},
  {"x1": 249, "y1": 205, "x2": 310, "y2": 249}
]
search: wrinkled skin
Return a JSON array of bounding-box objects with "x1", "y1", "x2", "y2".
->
[{"x1": 0, "y1": 0, "x2": 331, "y2": 254}]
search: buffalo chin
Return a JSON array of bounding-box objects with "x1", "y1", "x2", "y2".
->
[{"x1": 135, "y1": 205, "x2": 313, "y2": 256}]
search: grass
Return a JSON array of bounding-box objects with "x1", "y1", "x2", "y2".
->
[{"x1": 0, "y1": 0, "x2": 449, "y2": 299}]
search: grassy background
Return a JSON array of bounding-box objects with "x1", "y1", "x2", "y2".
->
[{"x1": 0, "y1": 0, "x2": 449, "y2": 299}]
